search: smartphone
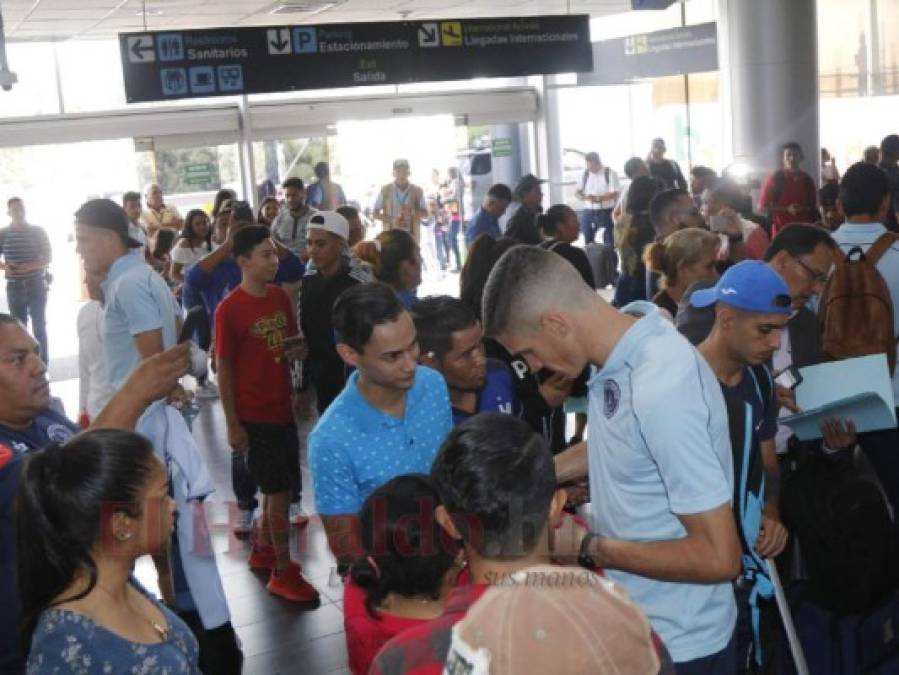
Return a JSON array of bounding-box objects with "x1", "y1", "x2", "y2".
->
[
  {"x1": 774, "y1": 365, "x2": 803, "y2": 391},
  {"x1": 178, "y1": 307, "x2": 206, "y2": 344}
]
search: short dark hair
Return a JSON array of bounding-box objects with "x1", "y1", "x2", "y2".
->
[
  {"x1": 282, "y1": 177, "x2": 305, "y2": 191},
  {"x1": 623, "y1": 157, "x2": 645, "y2": 179},
  {"x1": 584, "y1": 151, "x2": 600, "y2": 164},
  {"x1": 838, "y1": 161, "x2": 889, "y2": 218},
  {"x1": 690, "y1": 166, "x2": 716, "y2": 180},
  {"x1": 431, "y1": 413, "x2": 556, "y2": 559},
  {"x1": 880, "y1": 134, "x2": 899, "y2": 158},
  {"x1": 232, "y1": 224, "x2": 271, "y2": 259},
  {"x1": 763, "y1": 223, "x2": 837, "y2": 262},
  {"x1": 350, "y1": 474, "x2": 456, "y2": 617},
  {"x1": 410, "y1": 296, "x2": 478, "y2": 360},
  {"x1": 121, "y1": 191, "x2": 141, "y2": 206},
  {"x1": 313, "y1": 162, "x2": 329, "y2": 179},
  {"x1": 333, "y1": 282, "x2": 404, "y2": 352},
  {"x1": 819, "y1": 182, "x2": 839, "y2": 207},
  {"x1": 649, "y1": 189, "x2": 689, "y2": 232},
  {"x1": 487, "y1": 183, "x2": 513, "y2": 203},
  {"x1": 782, "y1": 141, "x2": 803, "y2": 156},
  {"x1": 6, "y1": 197, "x2": 22, "y2": 208},
  {"x1": 370, "y1": 230, "x2": 418, "y2": 286},
  {"x1": 336, "y1": 205, "x2": 359, "y2": 221}
]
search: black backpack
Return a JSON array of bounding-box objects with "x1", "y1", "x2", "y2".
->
[{"x1": 781, "y1": 450, "x2": 899, "y2": 615}]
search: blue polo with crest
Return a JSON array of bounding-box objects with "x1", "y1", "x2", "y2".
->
[
  {"x1": 586, "y1": 306, "x2": 736, "y2": 663},
  {"x1": 451, "y1": 358, "x2": 520, "y2": 426}
]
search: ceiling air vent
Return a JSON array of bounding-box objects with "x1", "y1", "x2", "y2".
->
[{"x1": 269, "y1": 3, "x2": 340, "y2": 16}]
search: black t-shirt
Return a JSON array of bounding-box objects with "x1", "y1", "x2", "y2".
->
[
  {"x1": 721, "y1": 365, "x2": 778, "y2": 443},
  {"x1": 540, "y1": 240, "x2": 595, "y2": 288},
  {"x1": 299, "y1": 263, "x2": 366, "y2": 387},
  {"x1": 649, "y1": 159, "x2": 686, "y2": 191}
]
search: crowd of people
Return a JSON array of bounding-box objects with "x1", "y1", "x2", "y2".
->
[{"x1": 0, "y1": 131, "x2": 897, "y2": 675}]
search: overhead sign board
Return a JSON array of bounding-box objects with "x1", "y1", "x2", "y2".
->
[
  {"x1": 577, "y1": 22, "x2": 717, "y2": 86},
  {"x1": 120, "y1": 16, "x2": 593, "y2": 103}
]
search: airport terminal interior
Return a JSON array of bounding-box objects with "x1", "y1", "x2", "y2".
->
[{"x1": 2, "y1": 0, "x2": 899, "y2": 673}]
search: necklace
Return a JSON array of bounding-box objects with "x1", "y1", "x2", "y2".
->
[{"x1": 95, "y1": 583, "x2": 170, "y2": 641}]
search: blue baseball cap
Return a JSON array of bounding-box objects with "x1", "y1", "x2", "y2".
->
[{"x1": 690, "y1": 260, "x2": 792, "y2": 315}]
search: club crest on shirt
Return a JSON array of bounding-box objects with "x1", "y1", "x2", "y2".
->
[
  {"x1": 47, "y1": 424, "x2": 75, "y2": 444},
  {"x1": 603, "y1": 379, "x2": 620, "y2": 418}
]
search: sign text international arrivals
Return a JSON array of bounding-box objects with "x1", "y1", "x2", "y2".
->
[{"x1": 119, "y1": 16, "x2": 593, "y2": 103}]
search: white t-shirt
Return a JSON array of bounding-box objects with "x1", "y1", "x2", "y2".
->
[
  {"x1": 171, "y1": 241, "x2": 211, "y2": 268},
  {"x1": 77, "y1": 300, "x2": 114, "y2": 419},
  {"x1": 578, "y1": 168, "x2": 620, "y2": 210}
]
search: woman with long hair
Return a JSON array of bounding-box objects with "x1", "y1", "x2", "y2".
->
[
  {"x1": 459, "y1": 234, "x2": 517, "y2": 322},
  {"x1": 613, "y1": 175, "x2": 659, "y2": 307},
  {"x1": 17, "y1": 430, "x2": 200, "y2": 673},
  {"x1": 344, "y1": 474, "x2": 462, "y2": 675},
  {"x1": 352, "y1": 229, "x2": 422, "y2": 308},
  {"x1": 257, "y1": 197, "x2": 281, "y2": 228},
  {"x1": 643, "y1": 228, "x2": 721, "y2": 319},
  {"x1": 171, "y1": 209, "x2": 213, "y2": 285}
]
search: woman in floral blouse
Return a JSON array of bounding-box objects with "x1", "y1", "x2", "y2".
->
[{"x1": 17, "y1": 430, "x2": 200, "y2": 674}]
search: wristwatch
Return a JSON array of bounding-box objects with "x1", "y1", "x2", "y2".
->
[{"x1": 578, "y1": 532, "x2": 599, "y2": 570}]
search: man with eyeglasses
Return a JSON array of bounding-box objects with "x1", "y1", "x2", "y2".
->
[{"x1": 410, "y1": 295, "x2": 519, "y2": 426}]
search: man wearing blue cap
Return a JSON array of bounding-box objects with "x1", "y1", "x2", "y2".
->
[{"x1": 691, "y1": 261, "x2": 791, "y2": 672}]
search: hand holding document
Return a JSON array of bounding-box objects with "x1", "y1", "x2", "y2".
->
[{"x1": 780, "y1": 354, "x2": 897, "y2": 441}]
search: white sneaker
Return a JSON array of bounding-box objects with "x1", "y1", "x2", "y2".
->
[
  {"x1": 196, "y1": 382, "x2": 220, "y2": 400},
  {"x1": 233, "y1": 508, "x2": 254, "y2": 536},
  {"x1": 289, "y1": 503, "x2": 309, "y2": 527}
]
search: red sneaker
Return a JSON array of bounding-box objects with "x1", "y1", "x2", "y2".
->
[
  {"x1": 248, "y1": 544, "x2": 276, "y2": 571},
  {"x1": 267, "y1": 562, "x2": 320, "y2": 603}
]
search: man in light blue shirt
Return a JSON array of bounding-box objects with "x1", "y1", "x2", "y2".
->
[
  {"x1": 75, "y1": 199, "x2": 181, "y2": 390},
  {"x1": 308, "y1": 283, "x2": 453, "y2": 565},
  {"x1": 464, "y1": 183, "x2": 513, "y2": 247},
  {"x1": 482, "y1": 246, "x2": 741, "y2": 672},
  {"x1": 830, "y1": 161, "x2": 899, "y2": 515}
]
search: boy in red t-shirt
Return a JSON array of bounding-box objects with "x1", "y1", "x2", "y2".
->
[{"x1": 214, "y1": 225, "x2": 318, "y2": 603}]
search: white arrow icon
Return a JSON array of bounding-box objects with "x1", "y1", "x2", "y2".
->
[
  {"x1": 267, "y1": 28, "x2": 292, "y2": 55},
  {"x1": 127, "y1": 35, "x2": 155, "y2": 63}
]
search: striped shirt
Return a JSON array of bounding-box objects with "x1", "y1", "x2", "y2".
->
[{"x1": 0, "y1": 224, "x2": 51, "y2": 280}]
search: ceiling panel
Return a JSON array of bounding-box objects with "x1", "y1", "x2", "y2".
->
[{"x1": 3, "y1": 0, "x2": 634, "y2": 41}]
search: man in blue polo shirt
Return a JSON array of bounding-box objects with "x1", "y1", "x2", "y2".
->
[
  {"x1": 464, "y1": 183, "x2": 513, "y2": 247},
  {"x1": 410, "y1": 295, "x2": 519, "y2": 425},
  {"x1": 308, "y1": 283, "x2": 453, "y2": 565},
  {"x1": 75, "y1": 198, "x2": 181, "y2": 391},
  {"x1": 482, "y1": 246, "x2": 741, "y2": 673}
]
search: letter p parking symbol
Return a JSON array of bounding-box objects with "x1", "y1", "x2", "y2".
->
[{"x1": 293, "y1": 28, "x2": 318, "y2": 54}]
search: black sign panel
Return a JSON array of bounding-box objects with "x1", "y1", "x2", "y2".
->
[
  {"x1": 577, "y1": 22, "x2": 717, "y2": 86},
  {"x1": 119, "y1": 15, "x2": 592, "y2": 103}
]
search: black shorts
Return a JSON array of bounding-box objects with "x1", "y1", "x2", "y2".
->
[{"x1": 242, "y1": 421, "x2": 300, "y2": 495}]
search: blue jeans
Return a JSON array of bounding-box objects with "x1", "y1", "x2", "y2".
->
[
  {"x1": 434, "y1": 230, "x2": 448, "y2": 270},
  {"x1": 579, "y1": 208, "x2": 614, "y2": 246},
  {"x1": 675, "y1": 634, "x2": 736, "y2": 675},
  {"x1": 7, "y1": 276, "x2": 48, "y2": 363}
]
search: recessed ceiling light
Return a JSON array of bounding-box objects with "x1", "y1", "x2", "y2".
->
[{"x1": 270, "y1": 2, "x2": 341, "y2": 16}]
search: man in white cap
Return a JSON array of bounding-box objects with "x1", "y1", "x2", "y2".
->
[{"x1": 299, "y1": 211, "x2": 370, "y2": 414}]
